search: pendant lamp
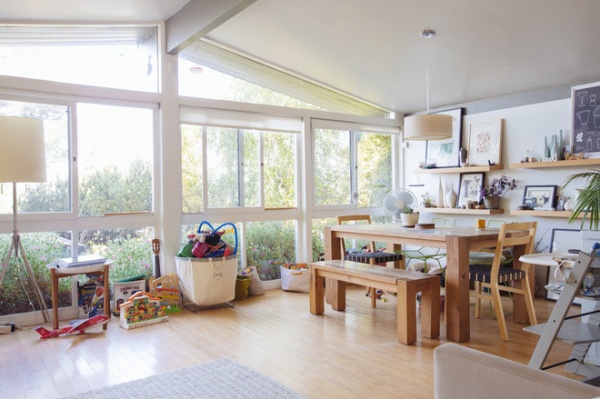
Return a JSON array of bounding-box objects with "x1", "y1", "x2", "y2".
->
[{"x1": 403, "y1": 30, "x2": 452, "y2": 141}]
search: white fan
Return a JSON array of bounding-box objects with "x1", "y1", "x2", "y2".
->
[{"x1": 383, "y1": 188, "x2": 418, "y2": 222}]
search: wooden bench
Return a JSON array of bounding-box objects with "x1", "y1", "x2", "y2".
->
[{"x1": 309, "y1": 260, "x2": 440, "y2": 345}]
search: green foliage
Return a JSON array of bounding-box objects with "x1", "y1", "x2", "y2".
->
[
  {"x1": 246, "y1": 221, "x2": 296, "y2": 280},
  {"x1": 79, "y1": 159, "x2": 151, "y2": 216},
  {"x1": 0, "y1": 233, "x2": 69, "y2": 316},
  {"x1": 563, "y1": 169, "x2": 600, "y2": 230},
  {"x1": 89, "y1": 231, "x2": 153, "y2": 282},
  {"x1": 20, "y1": 178, "x2": 70, "y2": 212}
]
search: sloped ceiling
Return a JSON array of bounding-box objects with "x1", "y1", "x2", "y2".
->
[{"x1": 2, "y1": 0, "x2": 600, "y2": 114}]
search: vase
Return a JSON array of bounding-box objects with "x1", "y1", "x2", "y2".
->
[
  {"x1": 564, "y1": 197, "x2": 574, "y2": 211},
  {"x1": 544, "y1": 136, "x2": 550, "y2": 158},
  {"x1": 550, "y1": 135, "x2": 559, "y2": 161},
  {"x1": 483, "y1": 196, "x2": 500, "y2": 209},
  {"x1": 445, "y1": 184, "x2": 457, "y2": 208},
  {"x1": 437, "y1": 177, "x2": 445, "y2": 208},
  {"x1": 459, "y1": 148, "x2": 468, "y2": 167},
  {"x1": 400, "y1": 213, "x2": 419, "y2": 227}
]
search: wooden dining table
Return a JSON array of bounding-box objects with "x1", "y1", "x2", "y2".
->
[{"x1": 323, "y1": 223, "x2": 533, "y2": 342}]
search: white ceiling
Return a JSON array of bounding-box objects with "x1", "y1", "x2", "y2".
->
[{"x1": 2, "y1": 0, "x2": 600, "y2": 114}]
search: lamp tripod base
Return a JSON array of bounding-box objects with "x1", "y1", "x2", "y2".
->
[{"x1": 0, "y1": 231, "x2": 50, "y2": 324}]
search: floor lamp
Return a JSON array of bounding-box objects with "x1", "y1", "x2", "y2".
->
[{"x1": 0, "y1": 116, "x2": 50, "y2": 323}]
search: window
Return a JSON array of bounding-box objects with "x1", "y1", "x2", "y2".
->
[
  {"x1": 77, "y1": 103, "x2": 154, "y2": 216},
  {"x1": 0, "y1": 99, "x2": 70, "y2": 214},
  {"x1": 313, "y1": 122, "x2": 394, "y2": 208},
  {"x1": 0, "y1": 25, "x2": 158, "y2": 92}
]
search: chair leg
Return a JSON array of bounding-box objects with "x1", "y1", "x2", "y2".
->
[
  {"x1": 491, "y1": 283, "x2": 508, "y2": 341},
  {"x1": 522, "y1": 275, "x2": 538, "y2": 325},
  {"x1": 474, "y1": 281, "x2": 481, "y2": 318},
  {"x1": 371, "y1": 287, "x2": 377, "y2": 308}
]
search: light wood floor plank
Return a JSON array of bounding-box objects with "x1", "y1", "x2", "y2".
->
[{"x1": 0, "y1": 287, "x2": 585, "y2": 398}]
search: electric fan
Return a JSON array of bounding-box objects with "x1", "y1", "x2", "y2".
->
[{"x1": 383, "y1": 188, "x2": 418, "y2": 222}]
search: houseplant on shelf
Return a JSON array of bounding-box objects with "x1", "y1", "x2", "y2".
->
[
  {"x1": 400, "y1": 205, "x2": 420, "y2": 227},
  {"x1": 480, "y1": 175, "x2": 516, "y2": 209},
  {"x1": 562, "y1": 169, "x2": 600, "y2": 230}
]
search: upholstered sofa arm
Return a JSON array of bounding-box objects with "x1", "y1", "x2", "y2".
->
[{"x1": 434, "y1": 343, "x2": 600, "y2": 399}]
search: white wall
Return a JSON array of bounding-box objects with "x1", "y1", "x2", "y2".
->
[{"x1": 403, "y1": 98, "x2": 591, "y2": 292}]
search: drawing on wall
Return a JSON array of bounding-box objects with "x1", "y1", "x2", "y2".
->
[{"x1": 572, "y1": 82, "x2": 600, "y2": 157}]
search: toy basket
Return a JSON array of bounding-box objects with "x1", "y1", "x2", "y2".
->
[{"x1": 175, "y1": 222, "x2": 238, "y2": 308}]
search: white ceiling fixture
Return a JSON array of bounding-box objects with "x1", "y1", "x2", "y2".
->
[{"x1": 403, "y1": 30, "x2": 452, "y2": 141}]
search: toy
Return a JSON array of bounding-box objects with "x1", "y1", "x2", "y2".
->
[
  {"x1": 119, "y1": 291, "x2": 168, "y2": 329},
  {"x1": 35, "y1": 314, "x2": 110, "y2": 339},
  {"x1": 149, "y1": 274, "x2": 182, "y2": 313}
]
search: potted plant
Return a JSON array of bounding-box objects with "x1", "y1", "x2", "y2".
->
[
  {"x1": 562, "y1": 169, "x2": 600, "y2": 230},
  {"x1": 400, "y1": 205, "x2": 420, "y2": 227},
  {"x1": 421, "y1": 192, "x2": 433, "y2": 208},
  {"x1": 480, "y1": 175, "x2": 516, "y2": 209}
]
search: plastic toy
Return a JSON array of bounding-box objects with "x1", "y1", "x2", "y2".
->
[
  {"x1": 35, "y1": 314, "x2": 110, "y2": 339},
  {"x1": 149, "y1": 274, "x2": 182, "y2": 313},
  {"x1": 119, "y1": 291, "x2": 168, "y2": 329}
]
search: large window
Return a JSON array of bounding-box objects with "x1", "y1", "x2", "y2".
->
[
  {"x1": 0, "y1": 25, "x2": 158, "y2": 92},
  {"x1": 77, "y1": 103, "x2": 154, "y2": 216},
  {"x1": 313, "y1": 123, "x2": 394, "y2": 208},
  {"x1": 0, "y1": 99, "x2": 70, "y2": 214}
]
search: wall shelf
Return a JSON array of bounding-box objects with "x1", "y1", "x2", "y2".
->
[
  {"x1": 417, "y1": 207, "x2": 504, "y2": 215},
  {"x1": 510, "y1": 158, "x2": 600, "y2": 169},
  {"x1": 509, "y1": 210, "x2": 582, "y2": 218},
  {"x1": 416, "y1": 164, "x2": 504, "y2": 174}
]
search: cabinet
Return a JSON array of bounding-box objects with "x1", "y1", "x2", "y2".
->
[{"x1": 525, "y1": 252, "x2": 600, "y2": 378}]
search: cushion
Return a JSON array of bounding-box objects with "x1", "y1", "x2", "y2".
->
[{"x1": 344, "y1": 251, "x2": 403, "y2": 264}]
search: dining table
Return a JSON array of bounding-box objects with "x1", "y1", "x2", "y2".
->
[{"x1": 323, "y1": 223, "x2": 534, "y2": 342}]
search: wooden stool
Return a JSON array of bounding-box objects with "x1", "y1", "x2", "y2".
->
[{"x1": 49, "y1": 263, "x2": 111, "y2": 330}]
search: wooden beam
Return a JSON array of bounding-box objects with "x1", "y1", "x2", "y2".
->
[{"x1": 165, "y1": 0, "x2": 258, "y2": 54}]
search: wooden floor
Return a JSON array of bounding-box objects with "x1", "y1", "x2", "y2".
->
[{"x1": 0, "y1": 287, "x2": 586, "y2": 399}]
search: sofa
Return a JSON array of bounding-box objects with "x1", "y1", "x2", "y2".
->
[{"x1": 434, "y1": 343, "x2": 600, "y2": 399}]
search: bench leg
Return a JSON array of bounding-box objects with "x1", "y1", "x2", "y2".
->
[
  {"x1": 419, "y1": 279, "x2": 440, "y2": 339},
  {"x1": 331, "y1": 280, "x2": 346, "y2": 311},
  {"x1": 396, "y1": 280, "x2": 417, "y2": 345},
  {"x1": 310, "y1": 269, "x2": 325, "y2": 315}
]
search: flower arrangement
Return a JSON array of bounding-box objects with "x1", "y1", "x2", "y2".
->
[{"x1": 481, "y1": 175, "x2": 516, "y2": 197}]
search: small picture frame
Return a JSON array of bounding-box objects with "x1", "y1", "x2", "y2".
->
[
  {"x1": 522, "y1": 185, "x2": 557, "y2": 209},
  {"x1": 425, "y1": 107, "x2": 464, "y2": 168},
  {"x1": 467, "y1": 119, "x2": 503, "y2": 166},
  {"x1": 457, "y1": 172, "x2": 485, "y2": 208}
]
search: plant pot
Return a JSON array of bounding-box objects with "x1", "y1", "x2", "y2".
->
[
  {"x1": 400, "y1": 213, "x2": 420, "y2": 227},
  {"x1": 483, "y1": 196, "x2": 501, "y2": 209}
]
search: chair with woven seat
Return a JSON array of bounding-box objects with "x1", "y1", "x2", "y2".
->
[
  {"x1": 469, "y1": 221, "x2": 538, "y2": 341},
  {"x1": 337, "y1": 215, "x2": 403, "y2": 308}
]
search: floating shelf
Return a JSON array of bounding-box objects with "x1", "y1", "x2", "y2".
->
[
  {"x1": 415, "y1": 164, "x2": 504, "y2": 174},
  {"x1": 510, "y1": 158, "x2": 600, "y2": 169},
  {"x1": 416, "y1": 207, "x2": 504, "y2": 215},
  {"x1": 509, "y1": 210, "x2": 582, "y2": 218}
]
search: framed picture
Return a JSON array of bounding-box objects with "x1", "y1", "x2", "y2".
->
[
  {"x1": 522, "y1": 185, "x2": 557, "y2": 209},
  {"x1": 467, "y1": 119, "x2": 503, "y2": 166},
  {"x1": 425, "y1": 107, "x2": 464, "y2": 168},
  {"x1": 457, "y1": 172, "x2": 485, "y2": 208},
  {"x1": 546, "y1": 228, "x2": 581, "y2": 302},
  {"x1": 572, "y1": 82, "x2": 600, "y2": 158}
]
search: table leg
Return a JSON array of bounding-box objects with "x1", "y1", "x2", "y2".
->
[
  {"x1": 324, "y1": 226, "x2": 342, "y2": 304},
  {"x1": 310, "y1": 268, "x2": 325, "y2": 315},
  {"x1": 103, "y1": 264, "x2": 110, "y2": 330},
  {"x1": 445, "y1": 236, "x2": 470, "y2": 342}
]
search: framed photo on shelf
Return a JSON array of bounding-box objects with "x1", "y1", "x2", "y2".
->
[
  {"x1": 457, "y1": 172, "x2": 485, "y2": 208},
  {"x1": 425, "y1": 107, "x2": 464, "y2": 168},
  {"x1": 571, "y1": 81, "x2": 600, "y2": 158},
  {"x1": 522, "y1": 185, "x2": 557, "y2": 209},
  {"x1": 467, "y1": 119, "x2": 503, "y2": 166},
  {"x1": 546, "y1": 228, "x2": 581, "y2": 302}
]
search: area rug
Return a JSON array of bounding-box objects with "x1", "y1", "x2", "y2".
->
[{"x1": 61, "y1": 358, "x2": 304, "y2": 399}]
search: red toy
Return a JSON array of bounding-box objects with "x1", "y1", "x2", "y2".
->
[{"x1": 35, "y1": 314, "x2": 110, "y2": 339}]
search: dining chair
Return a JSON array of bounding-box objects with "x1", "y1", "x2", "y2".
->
[
  {"x1": 336, "y1": 214, "x2": 403, "y2": 307},
  {"x1": 401, "y1": 217, "x2": 455, "y2": 274},
  {"x1": 469, "y1": 221, "x2": 538, "y2": 341}
]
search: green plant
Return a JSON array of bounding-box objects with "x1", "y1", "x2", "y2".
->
[{"x1": 563, "y1": 169, "x2": 600, "y2": 230}]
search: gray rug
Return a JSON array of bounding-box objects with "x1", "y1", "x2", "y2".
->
[{"x1": 61, "y1": 358, "x2": 304, "y2": 399}]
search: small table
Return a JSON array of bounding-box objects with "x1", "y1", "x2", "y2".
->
[{"x1": 48, "y1": 263, "x2": 111, "y2": 330}]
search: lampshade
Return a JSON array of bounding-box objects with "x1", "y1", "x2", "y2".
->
[
  {"x1": 0, "y1": 116, "x2": 46, "y2": 183},
  {"x1": 403, "y1": 113, "x2": 453, "y2": 141}
]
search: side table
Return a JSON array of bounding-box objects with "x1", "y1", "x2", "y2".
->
[{"x1": 48, "y1": 263, "x2": 111, "y2": 330}]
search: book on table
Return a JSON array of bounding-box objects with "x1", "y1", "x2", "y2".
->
[{"x1": 57, "y1": 254, "x2": 107, "y2": 268}]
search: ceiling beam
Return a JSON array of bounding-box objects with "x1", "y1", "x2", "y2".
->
[{"x1": 165, "y1": 0, "x2": 258, "y2": 55}]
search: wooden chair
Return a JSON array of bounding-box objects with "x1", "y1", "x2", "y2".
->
[
  {"x1": 337, "y1": 215, "x2": 403, "y2": 308},
  {"x1": 401, "y1": 218, "x2": 455, "y2": 273},
  {"x1": 469, "y1": 221, "x2": 538, "y2": 341}
]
